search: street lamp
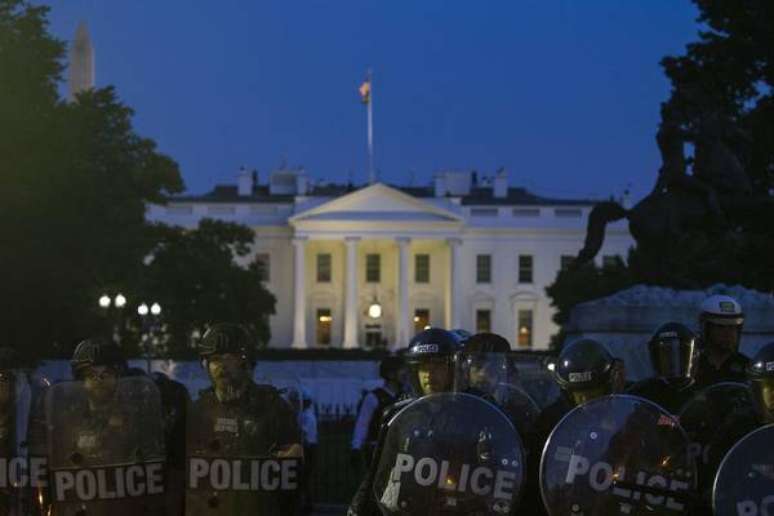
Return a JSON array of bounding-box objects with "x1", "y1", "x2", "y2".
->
[
  {"x1": 368, "y1": 301, "x2": 382, "y2": 319},
  {"x1": 137, "y1": 303, "x2": 149, "y2": 316},
  {"x1": 98, "y1": 293, "x2": 127, "y2": 344},
  {"x1": 150, "y1": 302, "x2": 161, "y2": 316},
  {"x1": 98, "y1": 294, "x2": 111, "y2": 308},
  {"x1": 138, "y1": 301, "x2": 163, "y2": 365}
]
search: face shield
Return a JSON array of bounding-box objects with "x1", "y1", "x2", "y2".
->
[
  {"x1": 650, "y1": 337, "x2": 697, "y2": 381},
  {"x1": 409, "y1": 356, "x2": 454, "y2": 396},
  {"x1": 751, "y1": 377, "x2": 774, "y2": 424},
  {"x1": 206, "y1": 352, "x2": 253, "y2": 403},
  {"x1": 455, "y1": 352, "x2": 512, "y2": 395},
  {"x1": 83, "y1": 365, "x2": 120, "y2": 407}
]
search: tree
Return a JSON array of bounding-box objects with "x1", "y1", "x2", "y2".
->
[
  {"x1": 137, "y1": 219, "x2": 276, "y2": 358},
  {"x1": 0, "y1": 0, "x2": 183, "y2": 360}
]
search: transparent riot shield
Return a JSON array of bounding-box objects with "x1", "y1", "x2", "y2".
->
[
  {"x1": 373, "y1": 392, "x2": 525, "y2": 515},
  {"x1": 540, "y1": 394, "x2": 697, "y2": 516},
  {"x1": 0, "y1": 369, "x2": 48, "y2": 516},
  {"x1": 677, "y1": 382, "x2": 754, "y2": 495},
  {"x1": 712, "y1": 423, "x2": 774, "y2": 516},
  {"x1": 44, "y1": 376, "x2": 167, "y2": 516},
  {"x1": 185, "y1": 380, "x2": 304, "y2": 515},
  {"x1": 455, "y1": 351, "x2": 541, "y2": 436}
]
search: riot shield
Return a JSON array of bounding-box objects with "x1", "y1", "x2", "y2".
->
[
  {"x1": 185, "y1": 380, "x2": 303, "y2": 515},
  {"x1": 44, "y1": 376, "x2": 167, "y2": 516},
  {"x1": 0, "y1": 369, "x2": 48, "y2": 516},
  {"x1": 455, "y1": 351, "x2": 541, "y2": 436},
  {"x1": 712, "y1": 423, "x2": 774, "y2": 516},
  {"x1": 373, "y1": 392, "x2": 525, "y2": 515},
  {"x1": 677, "y1": 382, "x2": 754, "y2": 495},
  {"x1": 540, "y1": 394, "x2": 697, "y2": 516}
]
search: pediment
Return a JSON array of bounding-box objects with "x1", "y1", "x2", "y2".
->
[{"x1": 289, "y1": 183, "x2": 462, "y2": 224}]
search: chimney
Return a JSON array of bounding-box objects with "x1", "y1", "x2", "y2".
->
[
  {"x1": 237, "y1": 166, "x2": 253, "y2": 196},
  {"x1": 493, "y1": 168, "x2": 508, "y2": 199},
  {"x1": 434, "y1": 173, "x2": 447, "y2": 198}
]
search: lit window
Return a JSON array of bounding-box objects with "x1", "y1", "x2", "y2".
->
[
  {"x1": 414, "y1": 309, "x2": 430, "y2": 335},
  {"x1": 476, "y1": 254, "x2": 492, "y2": 283},
  {"x1": 316, "y1": 309, "x2": 332, "y2": 346},
  {"x1": 476, "y1": 310, "x2": 491, "y2": 333},
  {"x1": 518, "y1": 310, "x2": 533, "y2": 348}
]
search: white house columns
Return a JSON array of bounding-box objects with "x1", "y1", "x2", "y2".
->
[
  {"x1": 291, "y1": 236, "x2": 307, "y2": 349},
  {"x1": 395, "y1": 237, "x2": 411, "y2": 349},
  {"x1": 447, "y1": 238, "x2": 462, "y2": 329},
  {"x1": 343, "y1": 236, "x2": 360, "y2": 349}
]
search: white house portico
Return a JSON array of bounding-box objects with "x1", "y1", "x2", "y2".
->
[{"x1": 148, "y1": 168, "x2": 634, "y2": 350}]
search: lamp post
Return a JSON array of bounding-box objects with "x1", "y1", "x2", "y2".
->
[
  {"x1": 98, "y1": 293, "x2": 126, "y2": 344},
  {"x1": 138, "y1": 301, "x2": 162, "y2": 370}
]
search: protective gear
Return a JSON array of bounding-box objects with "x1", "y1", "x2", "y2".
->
[
  {"x1": 747, "y1": 342, "x2": 774, "y2": 424},
  {"x1": 70, "y1": 338, "x2": 127, "y2": 380},
  {"x1": 198, "y1": 322, "x2": 255, "y2": 364},
  {"x1": 463, "y1": 332, "x2": 511, "y2": 354},
  {"x1": 372, "y1": 393, "x2": 525, "y2": 515},
  {"x1": 540, "y1": 395, "x2": 697, "y2": 515},
  {"x1": 404, "y1": 328, "x2": 460, "y2": 396},
  {"x1": 712, "y1": 424, "x2": 774, "y2": 516},
  {"x1": 699, "y1": 294, "x2": 744, "y2": 355},
  {"x1": 43, "y1": 377, "x2": 167, "y2": 515},
  {"x1": 449, "y1": 328, "x2": 472, "y2": 345},
  {"x1": 647, "y1": 322, "x2": 699, "y2": 381},
  {"x1": 554, "y1": 338, "x2": 622, "y2": 406}
]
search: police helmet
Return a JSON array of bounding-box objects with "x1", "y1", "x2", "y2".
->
[
  {"x1": 554, "y1": 338, "x2": 621, "y2": 404},
  {"x1": 648, "y1": 322, "x2": 699, "y2": 381},
  {"x1": 70, "y1": 338, "x2": 127, "y2": 380},
  {"x1": 405, "y1": 328, "x2": 460, "y2": 395},
  {"x1": 198, "y1": 323, "x2": 255, "y2": 365},
  {"x1": 449, "y1": 329, "x2": 473, "y2": 346},
  {"x1": 699, "y1": 295, "x2": 744, "y2": 330},
  {"x1": 463, "y1": 333, "x2": 511, "y2": 354},
  {"x1": 747, "y1": 342, "x2": 774, "y2": 423}
]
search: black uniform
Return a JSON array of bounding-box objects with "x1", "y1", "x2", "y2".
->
[
  {"x1": 625, "y1": 378, "x2": 697, "y2": 414},
  {"x1": 693, "y1": 351, "x2": 749, "y2": 389}
]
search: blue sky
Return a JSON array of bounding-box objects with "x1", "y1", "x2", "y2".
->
[{"x1": 45, "y1": 1, "x2": 700, "y2": 201}]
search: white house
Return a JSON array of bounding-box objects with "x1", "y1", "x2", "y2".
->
[{"x1": 147, "y1": 168, "x2": 633, "y2": 350}]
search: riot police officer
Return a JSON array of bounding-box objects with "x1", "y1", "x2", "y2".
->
[
  {"x1": 347, "y1": 328, "x2": 460, "y2": 516},
  {"x1": 186, "y1": 323, "x2": 302, "y2": 515},
  {"x1": 694, "y1": 294, "x2": 749, "y2": 388},
  {"x1": 626, "y1": 322, "x2": 699, "y2": 413},
  {"x1": 537, "y1": 338, "x2": 625, "y2": 439}
]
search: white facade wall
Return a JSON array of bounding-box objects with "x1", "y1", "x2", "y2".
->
[{"x1": 148, "y1": 183, "x2": 633, "y2": 350}]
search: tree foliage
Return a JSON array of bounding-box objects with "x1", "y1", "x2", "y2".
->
[
  {"x1": 137, "y1": 219, "x2": 276, "y2": 359},
  {"x1": 0, "y1": 1, "x2": 274, "y2": 361}
]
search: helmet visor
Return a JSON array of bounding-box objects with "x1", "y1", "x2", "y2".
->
[
  {"x1": 651, "y1": 338, "x2": 696, "y2": 380},
  {"x1": 751, "y1": 377, "x2": 774, "y2": 423},
  {"x1": 569, "y1": 385, "x2": 609, "y2": 407},
  {"x1": 455, "y1": 352, "x2": 512, "y2": 396},
  {"x1": 409, "y1": 356, "x2": 454, "y2": 395}
]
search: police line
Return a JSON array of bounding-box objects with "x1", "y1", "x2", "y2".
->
[
  {"x1": 393, "y1": 453, "x2": 519, "y2": 501},
  {"x1": 188, "y1": 457, "x2": 300, "y2": 491}
]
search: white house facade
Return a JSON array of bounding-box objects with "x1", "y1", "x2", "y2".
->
[{"x1": 147, "y1": 168, "x2": 633, "y2": 350}]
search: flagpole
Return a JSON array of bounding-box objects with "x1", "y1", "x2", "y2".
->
[{"x1": 367, "y1": 68, "x2": 375, "y2": 184}]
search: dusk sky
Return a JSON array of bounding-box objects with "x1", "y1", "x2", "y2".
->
[{"x1": 45, "y1": 1, "x2": 700, "y2": 202}]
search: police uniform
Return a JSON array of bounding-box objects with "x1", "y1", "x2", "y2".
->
[
  {"x1": 693, "y1": 351, "x2": 749, "y2": 389},
  {"x1": 625, "y1": 378, "x2": 697, "y2": 414}
]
